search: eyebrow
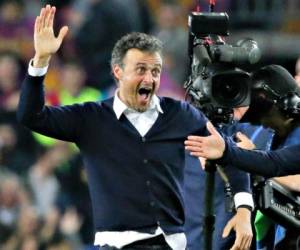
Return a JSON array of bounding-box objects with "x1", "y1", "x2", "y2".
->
[{"x1": 136, "y1": 63, "x2": 162, "y2": 69}]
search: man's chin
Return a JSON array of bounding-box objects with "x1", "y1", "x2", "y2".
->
[
  {"x1": 133, "y1": 102, "x2": 150, "y2": 112},
  {"x1": 136, "y1": 106, "x2": 149, "y2": 112}
]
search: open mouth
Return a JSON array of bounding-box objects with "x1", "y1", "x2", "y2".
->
[{"x1": 138, "y1": 87, "x2": 152, "y2": 100}]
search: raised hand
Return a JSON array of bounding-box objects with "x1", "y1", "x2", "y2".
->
[
  {"x1": 33, "y1": 5, "x2": 68, "y2": 67},
  {"x1": 185, "y1": 121, "x2": 226, "y2": 160}
]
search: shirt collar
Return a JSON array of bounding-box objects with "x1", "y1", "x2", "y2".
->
[{"x1": 113, "y1": 90, "x2": 163, "y2": 119}]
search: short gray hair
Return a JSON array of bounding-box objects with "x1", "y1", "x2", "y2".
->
[{"x1": 111, "y1": 32, "x2": 163, "y2": 69}]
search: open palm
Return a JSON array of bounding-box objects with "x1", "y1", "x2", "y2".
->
[{"x1": 34, "y1": 5, "x2": 68, "y2": 61}]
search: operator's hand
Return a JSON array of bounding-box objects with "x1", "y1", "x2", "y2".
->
[
  {"x1": 235, "y1": 132, "x2": 255, "y2": 150},
  {"x1": 33, "y1": 4, "x2": 68, "y2": 67},
  {"x1": 185, "y1": 121, "x2": 225, "y2": 160},
  {"x1": 223, "y1": 208, "x2": 253, "y2": 250}
]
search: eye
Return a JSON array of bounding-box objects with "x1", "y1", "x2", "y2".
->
[
  {"x1": 152, "y1": 68, "x2": 161, "y2": 77},
  {"x1": 136, "y1": 66, "x2": 146, "y2": 75}
]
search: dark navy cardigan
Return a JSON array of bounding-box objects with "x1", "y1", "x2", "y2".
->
[{"x1": 17, "y1": 74, "x2": 208, "y2": 234}]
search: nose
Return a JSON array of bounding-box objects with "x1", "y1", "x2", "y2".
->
[{"x1": 143, "y1": 70, "x2": 154, "y2": 84}]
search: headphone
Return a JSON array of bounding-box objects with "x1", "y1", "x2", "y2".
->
[
  {"x1": 279, "y1": 92, "x2": 300, "y2": 116},
  {"x1": 252, "y1": 79, "x2": 300, "y2": 117}
]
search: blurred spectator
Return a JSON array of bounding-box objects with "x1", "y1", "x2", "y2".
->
[
  {"x1": 0, "y1": 124, "x2": 17, "y2": 170},
  {"x1": 40, "y1": 206, "x2": 83, "y2": 250},
  {"x1": 229, "y1": 0, "x2": 284, "y2": 30},
  {"x1": 28, "y1": 141, "x2": 93, "y2": 245},
  {"x1": 28, "y1": 142, "x2": 72, "y2": 216},
  {"x1": 0, "y1": 53, "x2": 38, "y2": 173},
  {"x1": 34, "y1": 60, "x2": 102, "y2": 147},
  {"x1": 0, "y1": 51, "x2": 23, "y2": 114},
  {"x1": 0, "y1": 122, "x2": 36, "y2": 175},
  {"x1": 74, "y1": 0, "x2": 154, "y2": 91},
  {"x1": 19, "y1": 235, "x2": 39, "y2": 250},
  {"x1": 0, "y1": 0, "x2": 34, "y2": 61},
  {"x1": 54, "y1": 153, "x2": 94, "y2": 244},
  {"x1": 39, "y1": 207, "x2": 61, "y2": 245},
  {"x1": 22, "y1": 0, "x2": 42, "y2": 18},
  {"x1": 59, "y1": 207, "x2": 83, "y2": 249},
  {"x1": 2, "y1": 204, "x2": 83, "y2": 249},
  {"x1": 58, "y1": 60, "x2": 102, "y2": 104},
  {"x1": 3, "y1": 206, "x2": 41, "y2": 249},
  {"x1": 0, "y1": 173, "x2": 29, "y2": 245},
  {"x1": 151, "y1": 1, "x2": 187, "y2": 99}
]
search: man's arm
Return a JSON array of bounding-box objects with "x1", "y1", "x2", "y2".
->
[
  {"x1": 17, "y1": 5, "x2": 84, "y2": 142},
  {"x1": 185, "y1": 122, "x2": 300, "y2": 177},
  {"x1": 222, "y1": 140, "x2": 300, "y2": 177}
]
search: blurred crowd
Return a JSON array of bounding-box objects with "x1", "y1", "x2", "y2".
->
[
  {"x1": 0, "y1": 0, "x2": 300, "y2": 249},
  {"x1": 0, "y1": 0, "x2": 191, "y2": 249}
]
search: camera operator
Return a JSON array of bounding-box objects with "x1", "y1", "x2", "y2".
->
[
  {"x1": 184, "y1": 66, "x2": 300, "y2": 177},
  {"x1": 184, "y1": 106, "x2": 273, "y2": 250},
  {"x1": 185, "y1": 64, "x2": 300, "y2": 249}
]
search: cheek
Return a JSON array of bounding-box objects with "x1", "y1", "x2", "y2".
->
[
  {"x1": 154, "y1": 76, "x2": 161, "y2": 88},
  {"x1": 119, "y1": 80, "x2": 137, "y2": 97},
  {"x1": 123, "y1": 72, "x2": 142, "y2": 84}
]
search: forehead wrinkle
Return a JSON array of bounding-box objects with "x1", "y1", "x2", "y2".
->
[
  {"x1": 136, "y1": 62, "x2": 162, "y2": 69},
  {"x1": 123, "y1": 49, "x2": 162, "y2": 65}
]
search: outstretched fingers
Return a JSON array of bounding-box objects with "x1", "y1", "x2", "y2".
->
[
  {"x1": 185, "y1": 145, "x2": 203, "y2": 152},
  {"x1": 185, "y1": 136, "x2": 204, "y2": 150},
  {"x1": 36, "y1": 5, "x2": 55, "y2": 31},
  {"x1": 34, "y1": 15, "x2": 41, "y2": 34},
  {"x1": 184, "y1": 137, "x2": 208, "y2": 158},
  {"x1": 46, "y1": 6, "x2": 56, "y2": 28},
  {"x1": 186, "y1": 135, "x2": 204, "y2": 142},
  {"x1": 40, "y1": 7, "x2": 47, "y2": 29}
]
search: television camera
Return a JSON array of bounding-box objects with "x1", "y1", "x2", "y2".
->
[
  {"x1": 185, "y1": 11, "x2": 261, "y2": 124},
  {"x1": 184, "y1": 6, "x2": 262, "y2": 250}
]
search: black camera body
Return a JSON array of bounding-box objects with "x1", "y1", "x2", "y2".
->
[{"x1": 186, "y1": 12, "x2": 261, "y2": 124}]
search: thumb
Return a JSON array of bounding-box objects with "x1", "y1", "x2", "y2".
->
[
  {"x1": 58, "y1": 26, "x2": 69, "y2": 42},
  {"x1": 222, "y1": 219, "x2": 233, "y2": 238},
  {"x1": 206, "y1": 121, "x2": 218, "y2": 136}
]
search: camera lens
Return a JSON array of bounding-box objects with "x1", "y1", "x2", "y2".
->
[
  {"x1": 212, "y1": 72, "x2": 250, "y2": 107},
  {"x1": 221, "y1": 82, "x2": 240, "y2": 99}
]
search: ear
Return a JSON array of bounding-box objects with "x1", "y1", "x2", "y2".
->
[{"x1": 112, "y1": 64, "x2": 122, "y2": 81}]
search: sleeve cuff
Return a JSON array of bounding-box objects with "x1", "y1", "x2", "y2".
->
[
  {"x1": 234, "y1": 192, "x2": 254, "y2": 211},
  {"x1": 28, "y1": 59, "x2": 49, "y2": 76}
]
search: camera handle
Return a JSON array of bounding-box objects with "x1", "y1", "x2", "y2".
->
[
  {"x1": 203, "y1": 126, "x2": 234, "y2": 250},
  {"x1": 194, "y1": 1, "x2": 228, "y2": 249}
]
